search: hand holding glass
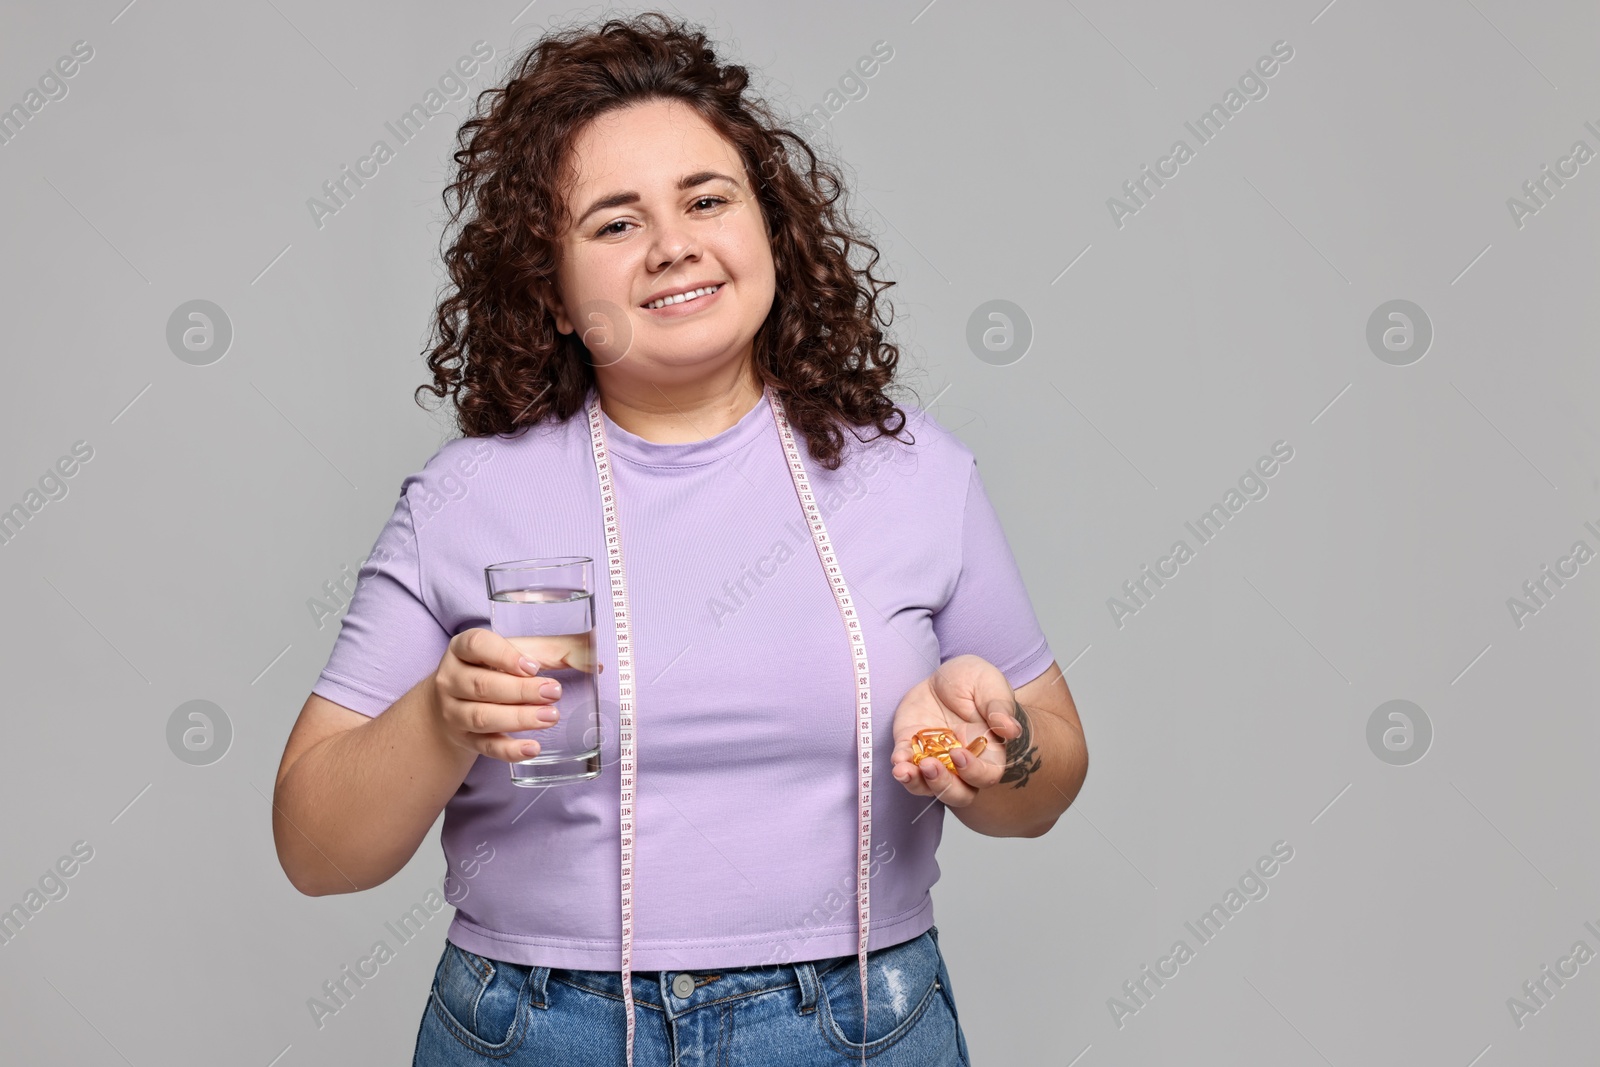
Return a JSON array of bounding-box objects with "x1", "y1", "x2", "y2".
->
[
  {"x1": 485, "y1": 556, "x2": 603, "y2": 786},
  {"x1": 428, "y1": 629, "x2": 566, "y2": 763}
]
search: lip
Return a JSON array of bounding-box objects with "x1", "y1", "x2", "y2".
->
[{"x1": 639, "y1": 281, "x2": 726, "y2": 313}]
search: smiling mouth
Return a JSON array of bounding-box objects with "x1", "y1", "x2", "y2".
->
[{"x1": 642, "y1": 283, "x2": 723, "y2": 310}]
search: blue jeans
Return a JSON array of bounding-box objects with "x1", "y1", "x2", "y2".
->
[{"x1": 412, "y1": 926, "x2": 972, "y2": 1065}]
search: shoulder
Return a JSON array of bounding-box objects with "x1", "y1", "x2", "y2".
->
[
  {"x1": 397, "y1": 435, "x2": 499, "y2": 510},
  {"x1": 895, "y1": 401, "x2": 975, "y2": 464},
  {"x1": 419, "y1": 434, "x2": 500, "y2": 479},
  {"x1": 396, "y1": 412, "x2": 584, "y2": 531},
  {"x1": 837, "y1": 397, "x2": 976, "y2": 481},
  {"x1": 405, "y1": 412, "x2": 580, "y2": 494}
]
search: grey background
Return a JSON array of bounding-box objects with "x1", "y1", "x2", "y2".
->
[{"x1": 1, "y1": 0, "x2": 1596, "y2": 1063}]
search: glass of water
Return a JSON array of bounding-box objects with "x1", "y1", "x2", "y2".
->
[{"x1": 484, "y1": 556, "x2": 602, "y2": 786}]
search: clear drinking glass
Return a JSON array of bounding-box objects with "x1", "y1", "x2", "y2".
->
[{"x1": 484, "y1": 556, "x2": 602, "y2": 786}]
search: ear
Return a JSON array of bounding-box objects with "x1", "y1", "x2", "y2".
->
[{"x1": 535, "y1": 279, "x2": 573, "y2": 334}]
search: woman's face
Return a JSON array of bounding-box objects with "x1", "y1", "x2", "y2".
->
[{"x1": 551, "y1": 97, "x2": 776, "y2": 389}]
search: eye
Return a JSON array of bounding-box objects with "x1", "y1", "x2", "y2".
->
[{"x1": 593, "y1": 196, "x2": 729, "y2": 238}]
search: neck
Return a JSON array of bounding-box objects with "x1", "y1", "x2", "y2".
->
[{"x1": 594, "y1": 362, "x2": 765, "y2": 444}]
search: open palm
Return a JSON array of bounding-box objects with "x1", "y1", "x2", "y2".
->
[{"x1": 889, "y1": 654, "x2": 1023, "y2": 809}]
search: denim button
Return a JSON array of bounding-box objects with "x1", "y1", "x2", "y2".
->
[{"x1": 672, "y1": 973, "x2": 695, "y2": 998}]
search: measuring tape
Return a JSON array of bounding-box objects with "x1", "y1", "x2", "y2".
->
[{"x1": 587, "y1": 384, "x2": 876, "y2": 1066}]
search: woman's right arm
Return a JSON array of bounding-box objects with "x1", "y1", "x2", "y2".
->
[{"x1": 271, "y1": 628, "x2": 569, "y2": 896}]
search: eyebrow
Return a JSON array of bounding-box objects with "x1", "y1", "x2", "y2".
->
[{"x1": 575, "y1": 170, "x2": 742, "y2": 228}]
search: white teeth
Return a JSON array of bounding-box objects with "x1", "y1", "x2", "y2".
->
[{"x1": 645, "y1": 284, "x2": 720, "y2": 310}]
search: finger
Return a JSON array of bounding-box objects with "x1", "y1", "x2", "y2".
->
[
  {"x1": 454, "y1": 627, "x2": 543, "y2": 678},
  {"x1": 972, "y1": 710, "x2": 1024, "y2": 742},
  {"x1": 980, "y1": 697, "x2": 1023, "y2": 741},
  {"x1": 929, "y1": 656, "x2": 989, "y2": 715},
  {"x1": 891, "y1": 758, "x2": 932, "y2": 794},
  {"x1": 447, "y1": 699, "x2": 563, "y2": 738},
  {"x1": 450, "y1": 662, "x2": 564, "y2": 709},
  {"x1": 472, "y1": 732, "x2": 545, "y2": 765},
  {"x1": 506, "y1": 633, "x2": 602, "y2": 675},
  {"x1": 562, "y1": 635, "x2": 601, "y2": 674},
  {"x1": 947, "y1": 744, "x2": 1003, "y2": 789},
  {"x1": 915, "y1": 756, "x2": 978, "y2": 807}
]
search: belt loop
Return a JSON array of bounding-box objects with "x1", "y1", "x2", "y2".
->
[
  {"x1": 528, "y1": 965, "x2": 551, "y2": 1010},
  {"x1": 792, "y1": 961, "x2": 819, "y2": 1014}
]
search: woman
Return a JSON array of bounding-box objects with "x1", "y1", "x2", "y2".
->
[{"x1": 272, "y1": 12, "x2": 1087, "y2": 1066}]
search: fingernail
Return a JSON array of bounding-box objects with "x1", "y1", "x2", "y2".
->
[
  {"x1": 951, "y1": 748, "x2": 970, "y2": 768},
  {"x1": 540, "y1": 680, "x2": 561, "y2": 698},
  {"x1": 920, "y1": 759, "x2": 938, "y2": 778},
  {"x1": 521, "y1": 742, "x2": 540, "y2": 758},
  {"x1": 520, "y1": 657, "x2": 540, "y2": 675},
  {"x1": 536, "y1": 706, "x2": 560, "y2": 723}
]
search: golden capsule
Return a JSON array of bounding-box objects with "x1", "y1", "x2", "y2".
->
[{"x1": 909, "y1": 728, "x2": 987, "y2": 772}]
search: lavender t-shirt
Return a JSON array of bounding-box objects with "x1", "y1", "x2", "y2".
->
[{"x1": 312, "y1": 384, "x2": 1054, "y2": 970}]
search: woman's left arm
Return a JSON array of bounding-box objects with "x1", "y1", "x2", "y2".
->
[{"x1": 890, "y1": 656, "x2": 1088, "y2": 839}]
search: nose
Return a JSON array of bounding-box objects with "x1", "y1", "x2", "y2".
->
[{"x1": 648, "y1": 219, "x2": 700, "y2": 277}]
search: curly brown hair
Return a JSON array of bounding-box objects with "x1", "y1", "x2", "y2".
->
[{"x1": 415, "y1": 10, "x2": 920, "y2": 470}]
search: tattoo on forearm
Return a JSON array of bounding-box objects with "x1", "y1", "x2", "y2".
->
[{"x1": 999, "y1": 700, "x2": 1042, "y2": 788}]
